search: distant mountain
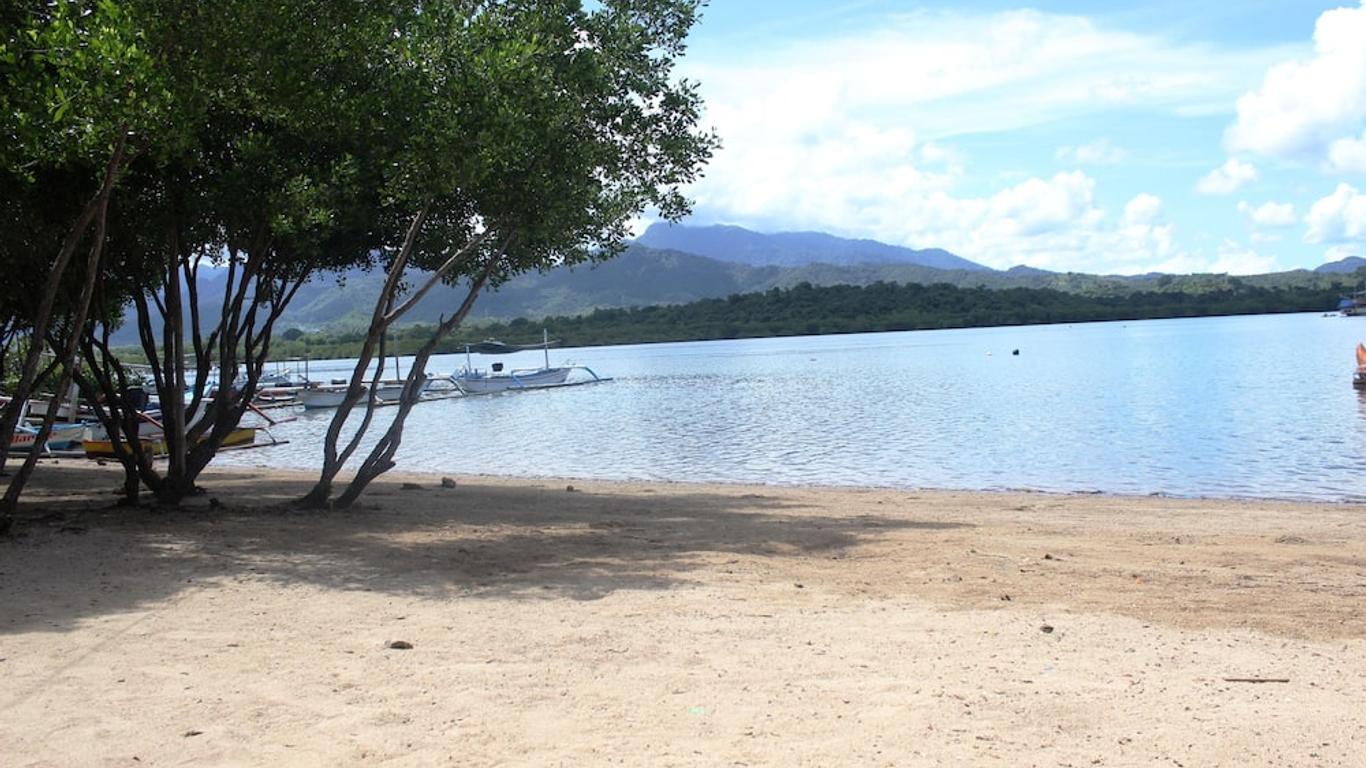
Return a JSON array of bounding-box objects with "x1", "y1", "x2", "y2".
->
[
  {"x1": 1316, "y1": 255, "x2": 1366, "y2": 274},
  {"x1": 636, "y1": 222, "x2": 989, "y2": 271},
  {"x1": 109, "y1": 239, "x2": 1366, "y2": 346}
]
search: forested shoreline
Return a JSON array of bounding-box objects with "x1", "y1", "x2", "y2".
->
[{"x1": 264, "y1": 276, "x2": 1366, "y2": 358}]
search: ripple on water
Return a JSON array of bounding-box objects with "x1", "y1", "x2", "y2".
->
[{"x1": 217, "y1": 314, "x2": 1366, "y2": 501}]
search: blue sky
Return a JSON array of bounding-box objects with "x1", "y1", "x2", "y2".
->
[{"x1": 661, "y1": 1, "x2": 1366, "y2": 274}]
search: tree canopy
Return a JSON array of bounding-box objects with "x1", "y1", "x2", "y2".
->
[{"x1": 1, "y1": 0, "x2": 716, "y2": 514}]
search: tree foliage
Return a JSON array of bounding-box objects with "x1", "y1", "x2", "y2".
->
[
  {"x1": 301, "y1": 0, "x2": 716, "y2": 508},
  {"x1": 2, "y1": 0, "x2": 715, "y2": 516}
]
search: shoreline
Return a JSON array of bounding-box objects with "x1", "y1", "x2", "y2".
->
[
  {"x1": 75, "y1": 453, "x2": 1366, "y2": 506},
  {"x1": 4, "y1": 462, "x2": 1365, "y2": 765}
]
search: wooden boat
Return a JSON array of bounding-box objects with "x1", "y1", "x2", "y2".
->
[
  {"x1": 1340, "y1": 291, "x2": 1366, "y2": 317},
  {"x1": 452, "y1": 365, "x2": 572, "y2": 394},
  {"x1": 83, "y1": 426, "x2": 257, "y2": 458},
  {"x1": 4, "y1": 422, "x2": 87, "y2": 453},
  {"x1": 299, "y1": 378, "x2": 431, "y2": 410},
  {"x1": 450, "y1": 331, "x2": 575, "y2": 394}
]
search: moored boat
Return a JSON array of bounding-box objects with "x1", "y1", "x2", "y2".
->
[
  {"x1": 299, "y1": 378, "x2": 432, "y2": 410},
  {"x1": 83, "y1": 426, "x2": 258, "y2": 458},
  {"x1": 1340, "y1": 291, "x2": 1366, "y2": 317},
  {"x1": 449, "y1": 331, "x2": 584, "y2": 395},
  {"x1": 452, "y1": 365, "x2": 572, "y2": 394},
  {"x1": 4, "y1": 422, "x2": 88, "y2": 453}
]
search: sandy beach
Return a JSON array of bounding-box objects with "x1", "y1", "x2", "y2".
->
[{"x1": 2, "y1": 463, "x2": 1364, "y2": 766}]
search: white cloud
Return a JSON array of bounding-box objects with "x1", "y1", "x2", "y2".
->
[
  {"x1": 1324, "y1": 244, "x2": 1363, "y2": 263},
  {"x1": 919, "y1": 142, "x2": 962, "y2": 167},
  {"x1": 690, "y1": 10, "x2": 1287, "y2": 143},
  {"x1": 1195, "y1": 158, "x2": 1258, "y2": 195},
  {"x1": 1210, "y1": 241, "x2": 1279, "y2": 275},
  {"x1": 679, "y1": 8, "x2": 1302, "y2": 274},
  {"x1": 1123, "y1": 193, "x2": 1163, "y2": 225},
  {"x1": 1328, "y1": 130, "x2": 1366, "y2": 173},
  {"x1": 987, "y1": 171, "x2": 1101, "y2": 237},
  {"x1": 1305, "y1": 183, "x2": 1366, "y2": 244},
  {"x1": 1056, "y1": 138, "x2": 1128, "y2": 165},
  {"x1": 1150, "y1": 240, "x2": 1278, "y2": 275},
  {"x1": 1237, "y1": 200, "x2": 1297, "y2": 228},
  {"x1": 626, "y1": 215, "x2": 654, "y2": 238},
  {"x1": 1225, "y1": 1, "x2": 1366, "y2": 164}
]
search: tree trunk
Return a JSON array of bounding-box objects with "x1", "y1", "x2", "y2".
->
[
  {"x1": 333, "y1": 244, "x2": 505, "y2": 508},
  {"x1": 0, "y1": 135, "x2": 126, "y2": 475},
  {"x1": 0, "y1": 164, "x2": 117, "y2": 516},
  {"x1": 301, "y1": 204, "x2": 433, "y2": 508},
  {"x1": 301, "y1": 209, "x2": 495, "y2": 509}
]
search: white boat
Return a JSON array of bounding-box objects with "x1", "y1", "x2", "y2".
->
[
  {"x1": 1340, "y1": 291, "x2": 1366, "y2": 317},
  {"x1": 4, "y1": 422, "x2": 87, "y2": 453},
  {"x1": 452, "y1": 365, "x2": 572, "y2": 394},
  {"x1": 449, "y1": 331, "x2": 578, "y2": 394},
  {"x1": 299, "y1": 379, "x2": 431, "y2": 410}
]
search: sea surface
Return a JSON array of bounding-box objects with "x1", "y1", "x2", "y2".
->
[{"x1": 218, "y1": 312, "x2": 1366, "y2": 502}]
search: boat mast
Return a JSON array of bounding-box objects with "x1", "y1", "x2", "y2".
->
[{"x1": 543, "y1": 328, "x2": 550, "y2": 369}]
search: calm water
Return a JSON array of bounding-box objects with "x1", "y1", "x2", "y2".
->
[{"x1": 219, "y1": 313, "x2": 1366, "y2": 501}]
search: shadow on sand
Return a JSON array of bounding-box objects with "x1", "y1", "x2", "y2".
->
[{"x1": 1, "y1": 464, "x2": 969, "y2": 635}]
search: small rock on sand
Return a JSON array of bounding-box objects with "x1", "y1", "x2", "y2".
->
[{"x1": 388, "y1": 640, "x2": 414, "y2": 650}]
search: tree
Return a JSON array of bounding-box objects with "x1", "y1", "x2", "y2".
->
[
  {"x1": 302, "y1": 0, "x2": 717, "y2": 508},
  {"x1": 0, "y1": 0, "x2": 167, "y2": 520},
  {"x1": 71, "y1": 0, "x2": 395, "y2": 505}
]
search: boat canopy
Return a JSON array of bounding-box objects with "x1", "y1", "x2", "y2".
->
[{"x1": 462, "y1": 339, "x2": 560, "y2": 355}]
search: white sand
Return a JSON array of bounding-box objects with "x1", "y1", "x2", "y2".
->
[{"x1": 2, "y1": 463, "x2": 1364, "y2": 766}]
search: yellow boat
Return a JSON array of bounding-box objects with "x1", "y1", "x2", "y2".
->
[{"x1": 83, "y1": 427, "x2": 257, "y2": 458}]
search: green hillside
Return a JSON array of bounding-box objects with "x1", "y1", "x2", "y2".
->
[{"x1": 268, "y1": 275, "x2": 1366, "y2": 359}]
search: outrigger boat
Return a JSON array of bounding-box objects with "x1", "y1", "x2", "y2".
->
[
  {"x1": 449, "y1": 331, "x2": 606, "y2": 395},
  {"x1": 1340, "y1": 291, "x2": 1366, "y2": 317},
  {"x1": 1, "y1": 393, "x2": 90, "y2": 454},
  {"x1": 83, "y1": 425, "x2": 258, "y2": 458},
  {"x1": 299, "y1": 377, "x2": 434, "y2": 409},
  {"x1": 4, "y1": 422, "x2": 87, "y2": 454}
]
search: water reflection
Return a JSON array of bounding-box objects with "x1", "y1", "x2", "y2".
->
[{"x1": 218, "y1": 314, "x2": 1366, "y2": 502}]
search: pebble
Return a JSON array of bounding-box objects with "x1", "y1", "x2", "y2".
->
[{"x1": 388, "y1": 640, "x2": 414, "y2": 650}]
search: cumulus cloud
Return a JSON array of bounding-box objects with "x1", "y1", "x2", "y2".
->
[
  {"x1": 1224, "y1": 1, "x2": 1366, "y2": 164},
  {"x1": 1210, "y1": 241, "x2": 1279, "y2": 275},
  {"x1": 1328, "y1": 130, "x2": 1366, "y2": 173},
  {"x1": 1149, "y1": 240, "x2": 1278, "y2": 275},
  {"x1": 1195, "y1": 159, "x2": 1257, "y2": 195},
  {"x1": 1056, "y1": 139, "x2": 1128, "y2": 165},
  {"x1": 1123, "y1": 193, "x2": 1163, "y2": 225},
  {"x1": 919, "y1": 142, "x2": 962, "y2": 167},
  {"x1": 1324, "y1": 244, "x2": 1363, "y2": 263},
  {"x1": 680, "y1": 7, "x2": 1299, "y2": 274},
  {"x1": 1236, "y1": 200, "x2": 1297, "y2": 228},
  {"x1": 1305, "y1": 183, "x2": 1366, "y2": 244}
]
